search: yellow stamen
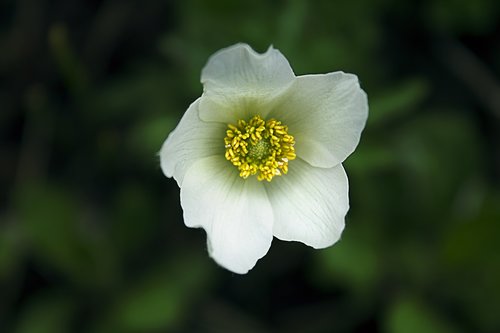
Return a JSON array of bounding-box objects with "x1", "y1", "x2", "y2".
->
[{"x1": 224, "y1": 115, "x2": 296, "y2": 182}]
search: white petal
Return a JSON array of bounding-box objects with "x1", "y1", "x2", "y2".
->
[
  {"x1": 180, "y1": 156, "x2": 274, "y2": 274},
  {"x1": 267, "y1": 159, "x2": 349, "y2": 249},
  {"x1": 199, "y1": 43, "x2": 296, "y2": 123},
  {"x1": 269, "y1": 72, "x2": 368, "y2": 168},
  {"x1": 159, "y1": 99, "x2": 226, "y2": 186}
]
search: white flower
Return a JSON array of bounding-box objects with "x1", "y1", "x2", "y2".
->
[{"x1": 160, "y1": 43, "x2": 368, "y2": 274}]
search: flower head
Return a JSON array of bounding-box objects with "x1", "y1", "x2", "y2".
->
[{"x1": 160, "y1": 43, "x2": 368, "y2": 274}]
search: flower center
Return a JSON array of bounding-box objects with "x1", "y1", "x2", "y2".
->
[{"x1": 224, "y1": 115, "x2": 296, "y2": 182}]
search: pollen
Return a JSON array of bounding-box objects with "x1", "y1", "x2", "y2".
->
[{"x1": 224, "y1": 115, "x2": 296, "y2": 182}]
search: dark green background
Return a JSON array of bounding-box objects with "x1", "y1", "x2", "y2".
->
[{"x1": 1, "y1": 0, "x2": 500, "y2": 332}]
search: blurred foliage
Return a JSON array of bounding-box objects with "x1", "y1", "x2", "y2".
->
[{"x1": 1, "y1": 0, "x2": 500, "y2": 332}]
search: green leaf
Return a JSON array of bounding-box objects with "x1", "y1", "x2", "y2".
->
[
  {"x1": 14, "y1": 293, "x2": 74, "y2": 333},
  {"x1": 368, "y1": 78, "x2": 429, "y2": 127},
  {"x1": 99, "y1": 254, "x2": 214, "y2": 332},
  {"x1": 109, "y1": 184, "x2": 157, "y2": 257},
  {"x1": 440, "y1": 194, "x2": 500, "y2": 331},
  {"x1": 16, "y1": 185, "x2": 116, "y2": 287},
  {"x1": 0, "y1": 221, "x2": 22, "y2": 280},
  {"x1": 128, "y1": 115, "x2": 177, "y2": 158},
  {"x1": 385, "y1": 296, "x2": 461, "y2": 333},
  {"x1": 313, "y1": 226, "x2": 381, "y2": 293}
]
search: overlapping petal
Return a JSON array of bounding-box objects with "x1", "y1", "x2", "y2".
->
[
  {"x1": 159, "y1": 99, "x2": 226, "y2": 186},
  {"x1": 199, "y1": 44, "x2": 296, "y2": 123},
  {"x1": 180, "y1": 156, "x2": 274, "y2": 274},
  {"x1": 267, "y1": 159, "x2": 349, "y2": 249},
  {"x1": 269, "y1": 72, "x2": 368, "y2": 168}
]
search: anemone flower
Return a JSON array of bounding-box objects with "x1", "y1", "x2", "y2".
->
[{"x1": 160, "y1": 43, "x2": 368, "y2": 274}]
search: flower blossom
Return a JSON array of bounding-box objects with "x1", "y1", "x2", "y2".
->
[{"x1": 160, "y1": 43, "x2": 368, "y2": 274}]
